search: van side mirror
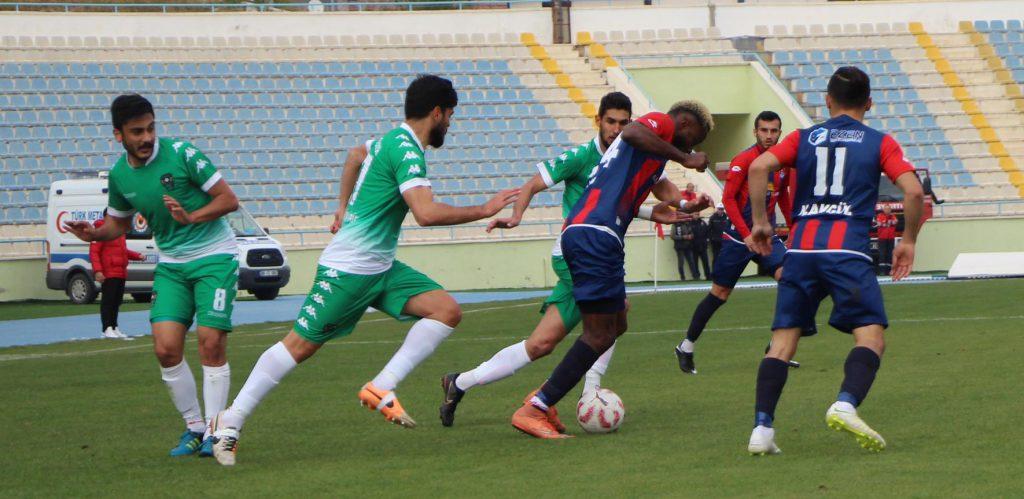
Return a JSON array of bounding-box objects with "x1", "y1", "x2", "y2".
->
[{"x1": 263, "y1": 227, "x2": 271, "y2": 234}]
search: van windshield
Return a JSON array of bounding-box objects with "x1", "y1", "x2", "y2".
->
[{"x1": 226, "y1": 207, "x2": 266, "y2": 237}]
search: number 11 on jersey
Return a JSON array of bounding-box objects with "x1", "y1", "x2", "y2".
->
[{"x1": 813, "y1": 146, "x2": 847, "y2": 197}]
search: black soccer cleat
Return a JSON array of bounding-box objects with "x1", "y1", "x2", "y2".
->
[
  {"x1": 675, "y1": 347, "x2": 697, "y2": 375},
  {"x1": 439, "y1": 372, "x2": 466, "y2": 427}
]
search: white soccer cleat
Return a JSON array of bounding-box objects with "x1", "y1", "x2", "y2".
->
[
  {"x1": 102, "y1": 327, "x2": 128, "y2": 340},
  {"x1": 826, "y1": 402, "x2": 886, "y2": 452},
  {"x1": 210, "y1": 411, "x2": 240, "y2": 466},
  {"x1": 747, "y1": 425, "x2": 782, "y2": 456}
]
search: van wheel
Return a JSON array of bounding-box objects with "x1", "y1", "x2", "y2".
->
[
  {"x1": 253, "y1": 288, "x2": 280, "y2": 301},
  {"x1": 131, "y1": 293, "x2": 152, "y2": 303},
  {"x1": 67, "y1": 273, "x2": 98, "y2": 305}
]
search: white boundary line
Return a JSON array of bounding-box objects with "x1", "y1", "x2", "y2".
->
[{"x1": 2, "y1": 307, "x2": 1019, "y2": 363}]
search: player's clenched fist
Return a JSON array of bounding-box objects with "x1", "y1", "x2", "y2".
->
[
  {"x1": 482, "y1": 188, "x2": 520, "y2": 217},
  {"x1": 682, "y1": 151, "x2": 709, "y2": 172},
  {"x1": 749, "y1": 222, "x2": 774, "y2": 256}
]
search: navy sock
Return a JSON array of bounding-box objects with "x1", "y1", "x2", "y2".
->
[
  {"x1": 685, "y1": 293, "x2": 726, "y2": 343},
  {"x1": 537, "y1": 338, "x2": 603, "y2": 408},
  {"x1": 838, "y1": 346, "x2": 881, "y2": 407},
  {"x1": 754, "y1": 357, "x2": 789, "y2": 427}
]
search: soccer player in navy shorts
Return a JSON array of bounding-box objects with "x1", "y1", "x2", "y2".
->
[
  {"x1": 674, "y1": 110, "x2": 810, "y2": 374},
  {"x1": 745, "y1": 67, "x2": 924, "y2": 454},
  {"x1": 510, "y1": 101, "x2": 714, "y2": 438}
]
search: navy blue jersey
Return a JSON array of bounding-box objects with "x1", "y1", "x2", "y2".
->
[
  {"x1": 565, "y1": 112, "x2": 675, "y2": 242},
  {"x1": 768, "y1": 114, "x2": 914, "y2": 258}
]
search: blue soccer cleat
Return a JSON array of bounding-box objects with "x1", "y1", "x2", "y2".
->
[
  {"x1": 198, "y1": 436, "x2": 215, "y2": 457},
  {"x1": 169, "y1": 430, "x2": 204, "y2": 457}
]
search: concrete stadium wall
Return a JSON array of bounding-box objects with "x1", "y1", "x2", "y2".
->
[
  {"x1": 1, "y1": 0, "x2": 1020, "y2": 42},
  {"x1": 0, "y1": 229, "x2": 684, "y2": 301},
  {"x1": 5, "y1": 217, "x2": 1022, "y2": 302}
]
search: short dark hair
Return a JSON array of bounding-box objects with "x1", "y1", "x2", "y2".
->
[
  {"x1": 405, "y1": 74, "x2": 458, "y2": 119},
  {"x1": 110, "y1": 94, "x2": 154, "y2": 130},
  {"x1": 827, "y1": 66, "x2": 871, "y2": 109},
  {"x1": 598, "y1": 92, "x2": 632, "y2": 117},
  {"x1": 754, "y1": 110, "x2": 781, "y2": 127}
]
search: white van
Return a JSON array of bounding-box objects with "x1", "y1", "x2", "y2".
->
[{"x1": 46, "y1": 175, "x2": 291, "y2": 304}]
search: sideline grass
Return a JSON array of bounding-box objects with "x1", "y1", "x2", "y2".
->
[{"x1": 1, "y1": 279, "x2": 1020, "y2": 497}]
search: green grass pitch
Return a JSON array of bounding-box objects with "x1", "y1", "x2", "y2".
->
[{"x1": 1, "y1": 279, "x2": 1020, "y2": 497}]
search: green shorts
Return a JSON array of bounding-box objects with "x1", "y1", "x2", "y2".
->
[
  {"x1": 293, "y1": 260, "x2": 443, "y2": 344},
  {"x1": 151, "y1": 253, "x2": 239, "y2": 332},
  {"x1": 540, "y1": 255, "x2": 582, "y2": 331}
]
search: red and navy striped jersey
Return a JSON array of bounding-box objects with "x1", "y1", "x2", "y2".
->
[
  {"x1": 564, "y1": 112, "x2": 675, "y2": 242},
  {"x1": 768, "y1": 114, "x2": 915, "y2": 258},
  {"x1": 721, "y1": 143, "x2": 793, "y2": 242}
]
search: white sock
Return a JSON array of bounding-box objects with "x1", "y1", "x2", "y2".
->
[
  {"x1": 679, "y1": 339, "x2": 695, "y2": 353},
  {"x1": 221, "y1": 342, "x2": 297, "y2": 430},
  {"x1": 160, "y1": 359, "x2": 205, "y2": 434},
  {"x1": 372, "y1": 318, "x2": 454, "y2": 391},
  {"x1": 202, "y1": 363, "x2": 231, "y2": 435},
  {"x1": 455, "y1": 340, "x2": 531, "y2": 392},
  {"x1": 583, "y1": 342, "x2": 616, "y2": 393}
]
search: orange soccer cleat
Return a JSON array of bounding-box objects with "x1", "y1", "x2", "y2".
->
[
  {"x1": 511, "y1": 402, "x2": 572, "y2": 439},
  {"x1": 358, "y1": 382, "x2": 417, "y2": 428},
  {"x1": 525, "y1": 389, "x2": 567, "y2": 433}
]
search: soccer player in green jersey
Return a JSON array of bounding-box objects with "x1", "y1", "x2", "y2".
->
[
  {"x1": 64, "y1": 95, "x2": 240, "y2": 457},
  {"x1": 209, "y1": 75, "x2": 519, "y2": 466}
]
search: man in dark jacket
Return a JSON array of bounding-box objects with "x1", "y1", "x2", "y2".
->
[
  {"x1": 671, "y1": 216, "x2": 697, "y2": 280},
  {"x1": 691, "y1": 216, "x2": 711, "y2": 280},
  {"x1": 706, "y1": 202, "x2": 729, "y2": 262},
  {"x1": 90, "y1": 211, "x2": 145, "y2": 339}
]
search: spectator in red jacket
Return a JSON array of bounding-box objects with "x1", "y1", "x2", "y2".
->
[
  {"x1": 90, "y1": 211, "x2": 145, "y2": 339},
  {"x1": 681, "y1": 182, "x2": 698, "y2": 203},
  {"x1": 875, "y1": 205, "x2": 899, "y2": 275}
]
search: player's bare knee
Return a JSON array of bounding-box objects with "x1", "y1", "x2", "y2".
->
[
  {"x1": 153, "y1": 343, "x2": 183, "y2": 367},
  {"x1": 433, "y1": 303, "x2": 462, "y2": 328},
  {"x1": 525, "y1": 336, "x2": 556, "y2": 359},
  {"x1": 710, "y1": 285, "x2": 731, "y2": 301}
]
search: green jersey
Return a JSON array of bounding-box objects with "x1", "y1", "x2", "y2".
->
[
  {"x1": 537, "y1": 136, "x2": 604, "y2": 256},
  {"x1": 107, "y1": 137, "x2": 236, "y2": 263},
  {"x1": 319, "y1": 124, "x2": 429, "y2": 274}
]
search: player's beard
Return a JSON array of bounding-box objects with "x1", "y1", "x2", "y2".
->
[
  {"x1": 126, "y1": 140, "x2": 155, "y2": 164},
  {"x1": 428, "y1": 122, "x2": 447, "y2": 148}
]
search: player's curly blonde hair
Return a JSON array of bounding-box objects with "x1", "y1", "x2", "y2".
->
[{"x1": 668, "y1": 100, "x2": 714, "y2": 134}]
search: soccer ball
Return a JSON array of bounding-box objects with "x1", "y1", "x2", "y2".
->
[{"x1": 576, "y1": 388, "x2": 625, "y2": 433}]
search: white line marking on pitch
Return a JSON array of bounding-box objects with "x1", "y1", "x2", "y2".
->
[{"x1": 1, "y1": 307, "x2": 1020, "y2": 363}]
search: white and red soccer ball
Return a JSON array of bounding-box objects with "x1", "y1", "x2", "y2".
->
[{"x1": 576, "y1": 388, "x2": 625, "y2": 433}]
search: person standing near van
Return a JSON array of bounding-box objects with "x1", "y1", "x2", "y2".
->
[
  {"x1": 90, "y1": 209, "x2": 145, "y2": 339},
  {"x1": 63, "y1": 94, "x2": 240, "y2": 458}
]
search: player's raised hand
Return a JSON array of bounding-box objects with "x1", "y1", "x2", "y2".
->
[
  {"x1": 63, "y1": 220, "x2": 98, "y2": 242},
  {"x1": 650, "y1": 201, "x2": 689, "y2": 224},
  {"x1": 163, "y1": 195, "x2": 192, "y2": 225},
  {"x1": 681, "y1": 151, "x2": 710, "y2": 172},
  {"x1": 749, "y1": 222, "x2": 774, "y2": 256},
  {"x1": 486, "y1": 216, "x2": 521, "y2": 233},
  {"x1": 891, "y1": 241, "x2": 915, "y2": 281},
  {"x1": 482, "y1": 188, "x2": 520, "y2": 217}
]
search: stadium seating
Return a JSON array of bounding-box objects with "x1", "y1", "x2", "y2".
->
[
  {"x1": 0, "y1": 35, "x2": 618, "y2": 249},
  {"x1": 763, "y1": 23, "x2": 1024, "y2": 206}
]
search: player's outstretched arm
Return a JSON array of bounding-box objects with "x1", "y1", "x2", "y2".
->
[
  {"x1": 620, "y1": 122, "x2": 709, "y2": 171},
  {"x1": 748, "y1": 151, "x2": 784, "y2": 256},
  {"x1": 164, "y1": 179, "x2": 239, "y2": 225},
  {"x1": 891, "y1": 171, "x2": 925, "y2": 281},
  {"x1": 331, "y1": 145, "x2": 368, "y2": 234},
  {"x1": 487, "y1": 174, "x2": 546, "y2": 232},
  {"x1": 63, "y1": 214, "x2": 131, "y2": 243},
  {"x1": 404, "y1": 186, "x2": 519, "y2": 227}
]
